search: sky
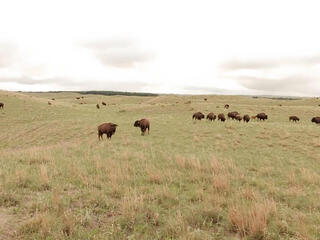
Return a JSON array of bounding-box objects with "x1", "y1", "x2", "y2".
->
[{"x1": 0, "y1": 0, "x2": 320, "y2": 96}]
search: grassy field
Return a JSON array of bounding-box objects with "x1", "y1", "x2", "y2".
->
[{"x1": 0, "y1": 90, "x2": 319, "y2": 240}]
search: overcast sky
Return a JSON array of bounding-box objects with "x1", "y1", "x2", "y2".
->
[{"x1": 0, "y1": 0, "x2": 319, "y2": 96}]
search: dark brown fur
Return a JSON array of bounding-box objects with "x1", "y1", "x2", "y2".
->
[
  {"x1": 134, "y1": 119, "x2": 150, "y2": 135},
  {"x1": 102, "y1": 101, "x2": 107, "y2": 106},
  {"x1": 311, "y1": 117, "x2": 320, "y2": 124},
  {"x1": 204, "y1": 98, "x2": 207, "y2": 101},
  {"x1": 218, "y1": 113, "x2": 226, "y2": 122},
  {"x1": 243, "y1": 115, "x2": 250, "y2": 122},
  {"x1": 224, "y1": 104, "x2": 229, "y2": 109},
  {"x1": 96, "y1": 104, "x2": 100, "y2": 109},
  {"x1": 235, "y1": 115, "x2": 242, "y2": 121},
  {"x1": 206, "y1": 112, "x2": 216, "y2": 121},
  {"x1": 228, "y1": 111, "x2": 239, "y2": 120},
  {"x1": 289, "y1": 116, "x2": 299, "y2": 122},
  {"x1": 256, "y1": 113, "x2": 268, "y2": 121},
  {"x1": 98, "y1": 123, "x2": 118, "y2": 140},
  {"x1": 0, "y1": 102, "x2": 4, "y2": 109},
  {"x1": 192, "y1": 112, "x2": 205, "y2": 120}
]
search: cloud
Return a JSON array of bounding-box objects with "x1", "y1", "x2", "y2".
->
[
  {"x1": 236, "y1": 75, "x2": 319, "y2": 95},
  {"x1": 83, "y1": 37, "x2": 155, "y2": 68},
  {"x1": 220, "y1": 55, "x2": 320, "y2": 71},
  {"x1": 0, "y1": 76, "x2": 150, "y2": 92},
  {"x1": 0, "y1": 42, "x2": 17, "y2": 68}
]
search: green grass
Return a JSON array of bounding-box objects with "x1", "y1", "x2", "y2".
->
[{"x1": 0, "y1": 90, "x2": 319, "y2": 239}]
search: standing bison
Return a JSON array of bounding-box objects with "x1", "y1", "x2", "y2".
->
[
  {"x1": 218, "y1": 113, "x2": 226, "y2": 122},
  {"x1": 134, "y1": 119, "x2": 150, "y2": 135},
  {"x1": 289, "y1": 116, "x2": 300, "y2": 122},
  {"x1": 235, "y1": 115, "x2": 242, "y2": 121},
  {"x1": 98, "y1": 123, "x2": 118, "y2": 140},
  {"x1": 206, "y1": 112, "x2": 216, "y2": 121},
  {"x1": 243, "y1": 115, "x2": 250, "y2": 122},
  {"x1": 102, "y1": 101, "x2": 107, "y2": 106},
  {"x1": 192, "y1": 112, "x2": 205, "y2": 120},
  {"x1": 256, "y1": 113, "x2": 268, "y2": 121},
  {"x1": 0, "y1": 102, "x2": 4, "y2": 109},
  {"x1": 228, "y1": 111, "x2": 239, "y2": 120},
  {"x1": 311, "y1": 117, "x2": 320, "y2": 124},
  {"x1": 96, "y1": 104, "x2": 100, "y2": 109},
  {"x1": 224, "y1": 104, "x2": 229, "y2": 109}
]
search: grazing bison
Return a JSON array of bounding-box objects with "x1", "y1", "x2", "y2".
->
[
  {"x1": 96, "y1": 104, "x2": 100, "y2": 109},
  {"x1": 206, "y1": 112, "x2": 216, "y2": 121},
  {"x1": 192, "y1": 112, "x2": 205, "y2": 120},
  {"x1": 48, "y1": 101, "x2": 52, "y2": 105},
  {"x1": 98, "y1": 123, "x2": 118, "y2": 140},
  {"x1": 102, "y1": 101, "x2": 107, "y2": 106},
  {"x1": 218, "y1": 113, "x2": 226, "y2": 122},
  {"x1": 243, "y1": 115, "x2": 250, "y2": 122},
  {"x1": 311, "y1": 117, "x2": 320, "y2": 124},
  {"x1": 224, "y1": 104, "x2": 229, "y2": 109},
  {"x1": 289, "y1": 116, "x2": 300, "y2": 122},
  {"x1": 235, "y1": 115, "x2": 242, "y2": 121},
  {"x1": 204, "y1": 98, "x2": 207, "y2": 101},
  {"x1": 228, "y1": 111, "x2": 239, "y2": 120},
  {"x1": 134, "y1": 119, "x2": 150, "y2": 135},
  {"x1": 0, "y1": 102, "x2": 4, "y2": 109},
  {"x1": 256, "y1": 113, "x2": 268, "y2": 121}
]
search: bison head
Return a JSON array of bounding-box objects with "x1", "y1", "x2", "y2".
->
[
  {"x1": 134, "y1": 120, "x2": 140, "y2": 127},
  {"x1": 312, "y1": 117, "x2": 316, "y2": 122}
]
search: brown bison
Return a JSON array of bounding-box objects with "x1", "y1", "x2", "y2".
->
[
  {"x1": 218, "y1": 113, "x2": 226, "y2": 122},
  {"x1": 76, "y1": 97, "x2": 80, "y2": 100},
  {"x1": 134, "y1": 119, "x2": 150, "y2": 135},
  {"x1": 48, "y1": 101, "x2": 52, "y2": 105},
  {"x1": 206, "y1": 112, "x2": 216, "y2": 121},
  {"x1": 0, "y1": 102, "x2": 4, "y2": 109},
  {"x1": 243, "y1": 115, "x2": 250, "y2": 122},
  {"x1": 96, "y1": 104, "x2": 100, "y2": 109},
  {"x1": 224, "y1": 104, "x2": 229, "y2": 109},
  {"x1": 193, "y1": 112, "x2": 205, "y2": 120},
  {"x1": 228, "y1": 111, "x2": 239, "y2": 120},
  {"x1": 102, "y1": 101, "x2": 107, "y2": 106},
  {"x1": 98, "y1": 123, "x2": 118, "y2": 140},
  {"x1": 289, "y1": 116, "x2": 300, "y2": 122},
  {"x1": 256, "y1": 113, "x2": 268, "y2": 121},
  {"x1": 204, "y1": 98, "x2": 207, "y2": 101},
  {"x1": 235, "y1": 115, "x2": 242, "y2": 121},
  {"x1": 311, "y1": 117, "x2": 320, "y2": 124},
  {"x1": 251, "y1": 115, "x2": 257, "y2": 120},
  {"x1": 52, "y1": 98, "x2": 55, "y2": 101}
]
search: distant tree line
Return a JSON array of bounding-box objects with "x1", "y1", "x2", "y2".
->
[{"x1": 76, "y1": 91, "x2": 158, "y2": 97}]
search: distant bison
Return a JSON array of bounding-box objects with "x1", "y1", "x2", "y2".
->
[
  {"x1": 76, "y1": 97, "x2": 80, "y2": 100},
  {"x1": 289, "y1": 116, "x2": 300, "y2": 122},
  {"x1": 218, "y1": 113, "x2": 226, "y2": 122},
  {"x1": 228, "y1": 111, "x2": 239, "y2": 120},
  {"x1": 204, "y1": 98, "x2": 207, "y2": 101},
  {"x1": 102, "y1": 101, "x2": 107, "y2": 106},
  {"x1": 251, "y1": 115, "x2": 257, "y2": 120},
  {"x1": 51, "y1": 98, "x2": 55, "y2": 101},
  {"x1": 243, "y1": 115, "x2": 250, "y2": 122},
  {"x1": 0, "y1": 102, "x2": 4, "y2": 109},
  {"x1": 224, "y1": 104, "x2": 229, "y2": 109},
  {"x1": 256, "y1": 113, "x2": 268, "y2": 121},
  {"x1": 193, "y1": 112, "x2": 205, "y2": 120},
  {"x1": 134, "y1": 118, "x2": 150, "y2": 135},
  {"x1": 311, "y1": 117, "x2": 320, "y2": 124},
  {"x1": 96, "y1": 104, "x2": 100, "y2": 109},
  {"x1": 98, "y1": 123, "x2": 118, "y2": 140},
  {"x1": 206, "y1": 112, "x2": 216, "y2": 121},
  {"x1": 48, "y1": 101, "x2": 52, "y2": 105},
  {"x1": 235, "y1": 115, "x2": 242, "y2": 121}
]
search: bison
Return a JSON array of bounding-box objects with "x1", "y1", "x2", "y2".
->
[
  {"x1": 98, "y1": 123, "x2": 118, "y2": 140},
  {"x1": 243, "y1": 115, "x2": 250, "y2": 122},
  {"x1": 0, "y1": 102, "x2": 4, "y2": 109},
  {"x1": 76, "y1": 97, "x2": 80, "y2": 100},
  {"x1": 311, "y1": 117, "x2": 320, "y2": 124},
  {"x1": 192, "y1": 112, "x2": 205, "y2": 120},
  {"x1": 256, "y1": 113, "x2": 268, "y2": 121},
  {"x1": 204, "y1": 98, "x2": 207, "y2": 101},
  {"x1": 102, "y1": 101, "x2": 107, "y2": 106},
  {"x1": 218, "y1": 113, "x2": 226, "y2": 122},
  {"x1": 206, "y1": 112, "x2": 216, "y2": 121},
  {"x1": 251, "y1": 115, "x2": 257, "y2": 120},
  {"x1": 52, "y1": 98, "x2": 55, "y2": 101},
  {"x1": 228, "y1": 111, "x2": 239, "y2": 120},
  {"x1": 134, "y1": 119, "x2": 150, "y2": 135},
  {"x1": 235, "y1": 115, "x2": 242, "y2": 121},
  {"x1": 224, "y1": 104, "x2": 229, "y2": 109},
  {"x1": 96, "y1": 104, "x2": 100, "y2": 109},
  {"x1": 48, "y1": 101, "x2": 52, "y2": 105},
  {"x1": 289, "y1": 116, "x2": 300, "y2": 122}
]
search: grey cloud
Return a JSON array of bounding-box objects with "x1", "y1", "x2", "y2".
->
[
  {"x1": 0, "y1": 42, "x2": 17, "y2": 68},
  {"x1": 220, "y1": 55, "x2": 320, "y2": 71},
  {"x1": 236, "y1": 75, "x2": 319, "y2": 95},
  {"x1": 0, "y1": 76, "x2": 149, "y2": 92},
  {"x1": 83, "y1": 38, "x2": 155, "y2": 68}
]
